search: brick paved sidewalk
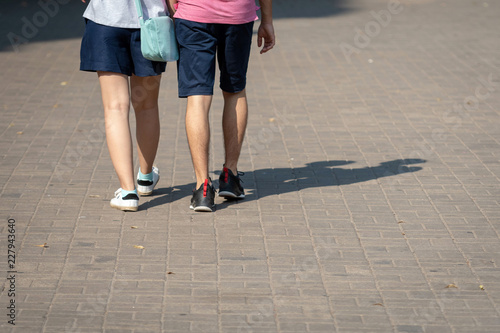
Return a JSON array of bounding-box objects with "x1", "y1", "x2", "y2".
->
[{"x1": 1, "y1": 0, "x2": 500, "y2": 332}]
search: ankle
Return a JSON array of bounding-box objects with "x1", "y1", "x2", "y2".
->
[
  {"x1": 138, "y1": 168, "x2": 153, "y2": 181},
  {"x1": 196, "y1": 178, "x2": 212, "y2": 188},
  {"x1": 223, "y1": 163, "x2": 237, "y2": 175},
  {"x1": 121, "y1": 188, "x2": 138, "y2": 198}
]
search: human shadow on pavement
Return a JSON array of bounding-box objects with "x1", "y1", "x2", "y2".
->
[
  {"x1": 0, "y1": 0, "x2": 86, "y2": 52},
  {"x1": 272, "y1": 0, "x2": 354, "y2": 20},
  {"x1": 142, "y1": 158, "x2": 425, "y2": 211}
]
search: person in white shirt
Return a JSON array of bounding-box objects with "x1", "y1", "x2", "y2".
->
[{"x1": 80, "y1": 0, "x2": 170, "y2": 211}]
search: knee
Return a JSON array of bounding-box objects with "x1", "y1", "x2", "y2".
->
[
  {"x1": 131, "y1": 91, "x2": 158, "y2": 112},
  {"x1": 131, "y1": 89, "x2": 159, "y2": 112},
  {"x1": 103, "y1": 101, "x2": 130, "y2": 129},
  {"x1": 132, "y1": 100, "x2": 158, "y2": 114},
  {"x1": 104, "y1": 100, "x2": 130, "y2": 115}
]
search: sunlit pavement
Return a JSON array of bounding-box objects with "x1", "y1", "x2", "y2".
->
[{"x1": 1, "y1": 0, "x2": 500, "y2": 332}]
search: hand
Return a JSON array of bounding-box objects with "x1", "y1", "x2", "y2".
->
[
  {"x1": 166, "y1": 0, "x2": 178, "y2": 16},
  {"x1": 257, "y1": 22, "x2": 275, "y2": 54}
]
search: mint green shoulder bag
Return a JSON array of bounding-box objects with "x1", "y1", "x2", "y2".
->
[{"x1": 133, "y1": 0, "x2": 179, "y2": 62}]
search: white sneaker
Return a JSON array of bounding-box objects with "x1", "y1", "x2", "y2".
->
[
  {"x1": 137, "y1": 166, "x2": 160, "y2": 196},
  {"x1": 110, "y1": 188, "x2": 139, "y2": 212}
]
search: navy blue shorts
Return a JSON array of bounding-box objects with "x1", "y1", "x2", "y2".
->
[
  {"x1": 80, "y1": 19, "x2": 166, "y2": 77},
  {"x1": 175, "y1": 19, "x2": 254, "y2": 98}
]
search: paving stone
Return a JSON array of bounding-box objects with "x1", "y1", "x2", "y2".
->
[{"x1": 1, "y1": 0, "x2": 500, "y2": 332}]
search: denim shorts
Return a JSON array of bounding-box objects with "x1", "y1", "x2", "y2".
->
[
  {"x1": 80, "y1": 19, "x2": 166, "y2": 77},
  {"x1": 175, "y1": 18, "x2": 254, "y2": 98}
]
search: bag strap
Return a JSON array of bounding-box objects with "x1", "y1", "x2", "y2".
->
[
  {"x1": 134, "y1": 0, "x2": 169, "y2": 25},
  {"x1": 133, "y1": 0, "x2": 145, "y2": 25}
]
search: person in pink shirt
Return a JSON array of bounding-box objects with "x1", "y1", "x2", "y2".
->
[{"x1": 167, "y1": 0, "x2": 275, "y2": 212}]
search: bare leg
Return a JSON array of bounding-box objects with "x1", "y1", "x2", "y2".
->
[
  {"x1": 185, "y1": 95, "x2": 213, "y2": 187},
  {"x1": 222, "y1": 89, "x2": 248, "y2": 174},
  {"x1": 98, "y1": 71, "x2": 135, "y2": 191},
  {"x1": 130, "y1": 75, "x2": 161, "y2": 175}
]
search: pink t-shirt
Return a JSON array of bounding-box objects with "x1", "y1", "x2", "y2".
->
[{"x1": 174, "y1": 0, "x2": 259, "y2": 24}]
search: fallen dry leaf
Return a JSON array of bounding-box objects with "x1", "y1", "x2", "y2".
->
[
  {"x1": 167, "y1": 272, "x2": 174, "y2": 275},
  {"x1": 373, "y1": 303, "x2": 384, "y2": 306},
  {"x1": 36, "y1": 243, "x2": 49, "y2": 248},
  {"x1": 398, "y1": 220, "x2": 405, "y2": 224},
  {"x1": 60, "y1": 82, "x2": 67, "y2": 86},
  {"x1": 269, "y1": 118, "x2": 275, "y2": 122},
  {"x1": 17, "y1": 131, "x2": 23, "y2": 135},
  {"x1": 480, "y1": 285, "x2": 485, "y2": 290},
  {"x1": 131, "y1": 226, "x2": 138, "y2": 229},
  {"x1": 133, "y1": 245, "x2": 145, "y2": 249},
  {"x1": 445, "y1": 284, "x2": 458, "y2": 289}
]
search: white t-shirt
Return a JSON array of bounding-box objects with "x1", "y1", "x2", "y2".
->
[{"x1": 83, "y1": 0, "x2": 168, "y2": 29}]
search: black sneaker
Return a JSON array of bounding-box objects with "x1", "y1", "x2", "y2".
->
[
  {"x1": 190, "y1": 179, "x2": 215, "y2": 212},
  {"x1": 218, "y1": 167, "x2": 245, "y2": 199}
]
